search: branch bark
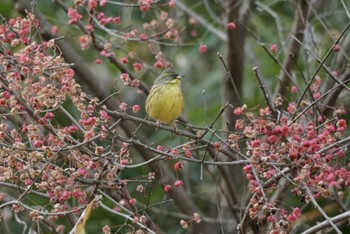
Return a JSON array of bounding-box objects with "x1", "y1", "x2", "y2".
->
[{"x1": 223, "y1": 0, "x2": 254, "y2": 120}]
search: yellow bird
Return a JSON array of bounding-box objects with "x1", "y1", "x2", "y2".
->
[{"x1": 145, "y1": 70, "x2": 184, "y2": 124}]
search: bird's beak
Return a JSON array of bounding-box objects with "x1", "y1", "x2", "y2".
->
[{"x1": 177, "y1": 74, "x2": 184, "y2": 79}]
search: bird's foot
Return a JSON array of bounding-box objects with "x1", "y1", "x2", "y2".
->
[{"x1": 156, "y1": 120, "x2": 161, "y2": 129}]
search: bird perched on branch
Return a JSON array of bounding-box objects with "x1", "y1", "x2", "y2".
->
[{"x1": 145, "y1": 70, "x2": 184, "y2": 124}]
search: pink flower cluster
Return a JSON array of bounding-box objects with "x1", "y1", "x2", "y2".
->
[{"x1": 232, "y1": 97, "x2": 350, "y2": 231}]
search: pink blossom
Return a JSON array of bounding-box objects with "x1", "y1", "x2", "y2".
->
[
  {"x1": 174, "y1": 162, "x2": 183, "y2": 171},
  {"x1": 140, "y1": 4, "x2": 150, "y2": 12},
  {"x1": 235, "y1": 119, "x2": 244, "y2": 131},
  {"x1": 199, "y1": 43, "x2": 207, "y2": 53},
  {"x1": 333, "y1": 44, "x2": 340, "y2": 52},
  {"x1": 184, "y1": 150, "x2": 192, "y2": 158},
  {"x1": 33, "y1": 140, "x2": 44, "y2": 148},
  {"x1": 129, "y1": 198, "x2": 136, "y2": 205},
  {"x1": 102, "y1": 225, "x2": 111, "y2": 234},
  {"x1": 267, "y1": 215, "x2": 275, "y2": 223},
  {"x1": 132, "y1": 216, "x2": 139, "y2": 224},
  {"x1": 139, "y1": 33, "x2": 148, "y2": 40},
  {"x1": 86, "y1": 24, "x2": 94, "y2": 32},
  {"x1": 243, "y1": 165, "x2": 252, "y2": 173},
  {"x1": 169, "y1": 0, "x2": 176, "y2": 8},
  {"x1": 233, "y1": 107, "x2": 243, "y2": 116},
  {"x1": 95, "y1": 59, "x2": 103, "y2": 64},
  {"x1": 50, "y1": 26, "x2": 58, "y2": 35},
  {"x1": 291, "y1": 85, "x2": 298, "y2": 93},
  {"x1": 44, "y1": 112, "x2": 55, "y2": 120},
  {"x1": 270, "y1": 44, "x2": 277, "y2": 54},
  {"x1": 153, "y1": 60, "x2": 164, "y2": 69},
  {"x1": 132, "y1": 105, "x2": 140, "y2": 113},
  {"x1": 120, "y1": 57, "x2": 129, "y2": 64},
  {"x1": 174, "y1": 180, "x2": 184, "y2": 187},
  {"x1": 163, "y1": 184, "x2": 172, "y2": 192},
  {"x1": 112, "y1": 16, "x2": 121, "y2": 24},
  {"x1": 67, "y1": 8, "x2": 82, "y2": 24},
  {"x1": 227, "y1": 22, "x2": 236, "y2": 30},
  {"x1": 88, "y1": 0, "x2": 97, "y2": 9},
  {"x1": 133, "y1": 63, "x2": 142, "y2": 71},
  {"x1": 157, "y1": 145, "x2": 164, "y2": 151}
]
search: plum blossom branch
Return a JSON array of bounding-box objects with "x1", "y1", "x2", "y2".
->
[
  {"x1": 0, "y1": 199, "x2": 84, "y2": 216},
  {"x1": 295, "y1": 21, "x2": 350, "y2": 110}
]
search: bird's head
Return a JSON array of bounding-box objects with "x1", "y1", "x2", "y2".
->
[{"x1": 154, "y1": 70, "x2": 183, "y2": 85}]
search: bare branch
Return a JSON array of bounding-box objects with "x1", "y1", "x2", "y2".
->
[{"x1": 301, "y1": 211, "x2": 350, "y2": 234}]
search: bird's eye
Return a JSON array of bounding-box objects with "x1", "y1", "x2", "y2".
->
[{"x1": 171, "y1": 74, "x2": 178, "y2": 78}]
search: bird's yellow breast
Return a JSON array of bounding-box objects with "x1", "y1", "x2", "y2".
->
[{"x1": 145, "y1": 80, "x2": 183, "y2": 124}]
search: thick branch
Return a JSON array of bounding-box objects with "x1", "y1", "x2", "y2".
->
[
  {"x1": 224, "y1": 0, "x2": 254, "y2": 116},
  {"x1": 301, "y1": 211, "x2": 350, "y2": 234}
]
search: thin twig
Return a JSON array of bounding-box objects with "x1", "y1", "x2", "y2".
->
[
  {"x1": 289, "y1": 79, "x2": 350, "y2": 125},
  {"x1": 175, "y1": 0, "x2": 227, "y2": 41},
  {"x1": 255, "y1": 1, "x2": 284, "y2": 43},
  {"x1": 316, "y1": 135, "x2": 350, "y2": 155},
  {"x1": 253, "y1": 66, "x2": 278, "y2": 119},
  {"x1": 217, "y1": 52, "x2": 242, "y2": 104}
]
